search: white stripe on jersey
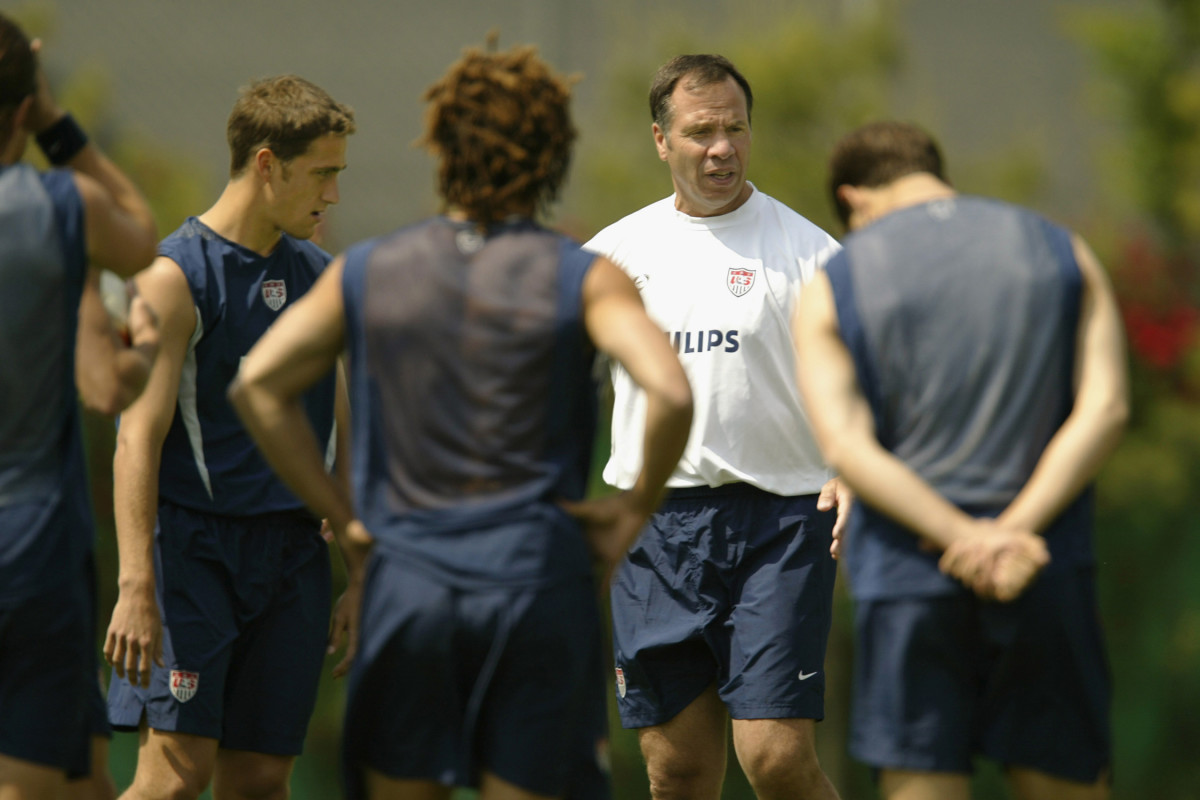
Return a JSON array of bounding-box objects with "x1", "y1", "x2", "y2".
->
[
  {"x1": 324, "y1": 420, "x2": 337, "y2": 473},
  {"x1": 178, "y1": 305, "x2": 213, "y2": 500}
]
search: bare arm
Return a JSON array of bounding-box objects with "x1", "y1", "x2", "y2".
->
[
  {"x1": 794, "y1": 272, "x2": 976, "y2": 549},
  {"x1": 26, "y1": 40, "x2": 156, "y2": 276},
  {"x1": 794, "y1": 272, "x2": 1047, "y2": 600},
  {"x1": 332, "y1": 358, "x2": 353, "y2": 514},
  {"x1": 323, "y1": 357, "x2": 360, "y2": 676},
  {"x1": 561, "y1": 257, "x2": 693, "y2": 571},
  {"x1": 104, "y1": 258, "x2": 194, "y2": 685},
  {"x1": 995, "y1": 235, "x2": 1129, "y2": 532},
  {"x1": 76, "y1": 268, "x2": 159, "y2": 416}
]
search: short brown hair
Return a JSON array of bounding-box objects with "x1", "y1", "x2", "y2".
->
[
  {"x1": 0, "y1": 13, "x2": 35, "y2": 142},
  {"x1": 828, "y1": 120, "x2": 946, "y2": 228},
  {"x1": 420, "y1": 43, "x2": 576, "y2": 223},
  {"x1": 226, "y1": 75, "x2": 356, "y2": 176},
  {"x1": 648, "y1": 54, "x2": 753, "y2": 132}
]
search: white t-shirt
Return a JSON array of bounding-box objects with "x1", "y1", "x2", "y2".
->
[{"x1": 586, "y1": 185, "x2": 841, "y2": 495}]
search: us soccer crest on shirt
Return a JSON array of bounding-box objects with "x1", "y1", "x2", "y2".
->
[
  {"x1": 727, "y1": 267, "x2": 755, "y2": 297},
  {"x1": 262, "y1": 279, "x2": 287, "y2": 311}
]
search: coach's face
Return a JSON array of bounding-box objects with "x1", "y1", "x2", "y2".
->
[{"x1": 654, "y1": 75, "x2": 752, "y2": 218}]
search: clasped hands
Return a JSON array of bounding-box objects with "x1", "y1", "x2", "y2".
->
[{"x1": 935, "y1": 519, "x2": 1050, "y2": 602}]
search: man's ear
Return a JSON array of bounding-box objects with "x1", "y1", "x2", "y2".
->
[
  {"x1": 653, "y1": 122, "x2": 668, "y2": 163},
  {"x1": 836, "y1": 184, "x2": 860, "y2": 211},
  {"x1": 254, "y1": 147, "x2": 276, "y2": 180},
  {"x1": 837, "y1": 184, "x2": 873, "y2": 232}
]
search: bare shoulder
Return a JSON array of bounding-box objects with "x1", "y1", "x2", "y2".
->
[
  {"x1": 583, "y1": 255, "x2": 640, "y2": 301},
  {"x1": 135, "y1": 256, "x2": 196, "y2": 343},
  {"x1": 796, "y1": 269, "x2": 837, "y2": 329},
  {"x1": 1070, "y1": 233, "x2": 1107, "y2": 283}
]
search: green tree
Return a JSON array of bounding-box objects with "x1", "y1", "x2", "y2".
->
[{"x1": 1067, "y1": 0, "x2": 1200, "y2": 795}]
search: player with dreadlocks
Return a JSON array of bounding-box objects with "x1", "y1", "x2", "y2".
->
[{"x1": 228, "y1": 43, "x2": 693, "y2": 800}]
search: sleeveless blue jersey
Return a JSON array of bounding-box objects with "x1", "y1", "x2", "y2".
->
[
  {"x1": 156, "y1": 218, "x2": 336, "y2": 516},
  {"x1": 341, "y1": 217, "x2": 599, "y2": 589},
  {"x1": 826, "y1": 196, "x2": 1090, "y2": 599},
  {"x1": 0, "y1": 164, "x2": 92, "y2": 605}
]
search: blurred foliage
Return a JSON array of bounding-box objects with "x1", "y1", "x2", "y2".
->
[
  {"x1": 1066, "y1": 0, "x2": 1200, "y2": 795},
  {"x1": 1066, "y1": 0, "x2": 1200, "y2": 252}
]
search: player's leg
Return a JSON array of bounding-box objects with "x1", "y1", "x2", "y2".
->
[
  {"x1": 117, "y1": 725, "x2": 218, "y2": 800},
  {"x1": 341, "y1": 556, "x2": 470, "y2": 798},
  {"x1": 636, "y1": 685, "x2": 727, "y2": 800},
  {"x1": 848, "y1": 595, "x2": 978, "y2": 800},
  {"x1": 63, "y1": 736, "x2": 117, "y2": 800},
  {"x1": 477, "y1": 577, "x2": 610, "y2": 800},
  {"x1": 1007, "y1": 768, "x2": 1109, "y2": 800},
  {"x1": 724, "y1": 491, "x2": 839, "y2": 799},
  {"x1": 975, "y1": 567, "x2": 1110, "y2": 799},
  {"x1": 210, "y1": 516, "x2": 330, "y2": 800},
  {"x1": 609, "y1": 491, "x2": 732, "y2": 800},
  {"x1": 361, "y1": 771, "x2": 451, "y2": 800},
  {"x1": 210, "y1": 750, "x2": 295, "y2": 800},
  {"x1": 0, "y1": 754, "x2": 64, "y2": 800},
  {"x1": 70, "y1": 562, "x2": 118, "y2": 800},
  {"x1": 878, "y1": 770, "x2": 970, "y2": 800},
  {"x1": 477, "y1": 771, "x2": 556, "y2": 800},
  {"x1": 107, "y1": 504, "x2": 242, "y2": 777},
  {"x1": 0, "y1": 567, "x2": 91, "y2": 800},
  {"x1": 731, "y1": 717, "x2": 838, "y2": 800}
]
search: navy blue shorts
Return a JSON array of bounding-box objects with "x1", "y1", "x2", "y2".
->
[
  {"x1": 849, "y1": 566, "x2": 1111, "y2": 782},
  {"x1": 610, "y1": 484, "x2": 837, "y2": 728},
  {"x1": 107, "y1": 503, "x2": 331, "y2": 755},
  {"x1": 0, "y1": 563, "x2": 92, "y2": 773},
  {"x1": 79, "y1": 554, "x2": 113, "y2": 778},
  {"x1": 342, "y1": 550, "x2": 609, "y2": 799}
]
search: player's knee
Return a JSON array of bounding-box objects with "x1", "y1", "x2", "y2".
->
[
  {"x1": 644, "y1": 753, "x2": 722, "y2": 800},
  {"x1": 127, "y1": 765, "x2": 211, "y2": 800},
  {"x1": 739, "y1": 738, "x2": 826, "y2": 796},
  {"x1": 74, "y1": 772, "x2": 118, "y2": 800},
  {"x1": 214, "y1": 755, "x2": 293, "y2": 800}
]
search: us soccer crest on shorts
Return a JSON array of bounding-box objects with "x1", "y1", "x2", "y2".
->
[
  {"x1": 170, "y1": 669, "x2": 200, "y2": 703},
  {"x1": 727, "y1": 267, "x2": 755, "y2": 297},
  {"x1": 615, "y1": 666, "x2": 626, "y2": 699},
  {"x1": 261, "y1": 279, "x2": 287, "y2": 311}
]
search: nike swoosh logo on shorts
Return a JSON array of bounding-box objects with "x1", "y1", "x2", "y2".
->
[{"x1": 798, "y1": 671, "x2": 818, "y2": 680}]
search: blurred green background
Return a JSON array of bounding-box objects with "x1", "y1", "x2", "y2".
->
[{"x1": 11, "y1": 0, "x2": 1200, "y2": 796}]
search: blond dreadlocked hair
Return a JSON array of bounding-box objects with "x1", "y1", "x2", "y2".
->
[{"x1": 420, "y1": 43, "x2": 577, "y2": 223}]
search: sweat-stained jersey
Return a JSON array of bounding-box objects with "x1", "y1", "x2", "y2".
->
[
  {"x1": 155, "y1": 217, "x2": 336, "y2": 516},
  {"x1": 586, "y1": 185, "x2": 840, "y2": 496},
  {"x1": 0, "y1": 164, "x2": 92, "y2": 606},
  {"x1": 341, "y1": 216, "x2": 600, "y2": 589}
]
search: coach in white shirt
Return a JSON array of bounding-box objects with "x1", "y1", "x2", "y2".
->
[{"x1": 585, "y1": 53, "x2": 848, "y2": 800}]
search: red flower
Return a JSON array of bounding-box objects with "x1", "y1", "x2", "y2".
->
[{"x1": 1122, "y1": 303, "x2": 1199, "y2": 370}]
